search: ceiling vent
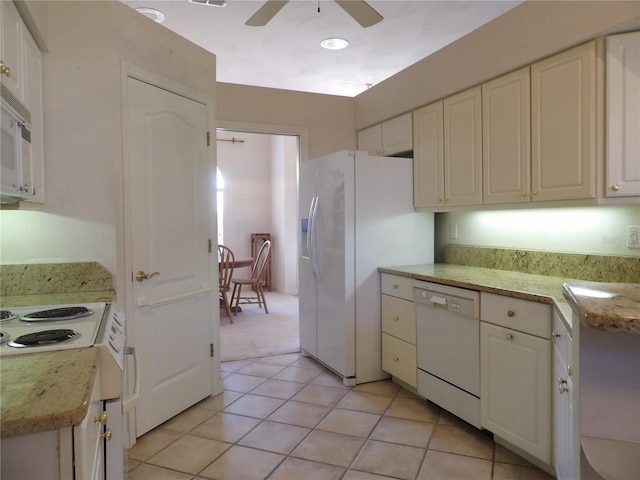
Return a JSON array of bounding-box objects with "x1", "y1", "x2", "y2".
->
[{"x1": 188, "y1": 0, "x2": 228, "y2": 7}]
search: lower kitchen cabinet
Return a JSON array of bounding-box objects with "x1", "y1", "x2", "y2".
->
[
  {"x1": 480, "y1": 293, "x2": 552, "y2": 466},
  {"x1": 1, "y1": 369, "x2": 107, "y2": 480},
  {"x1": 552, "y1": 309, "x2": 575, "y2": 480},
  {"x1": 381, "y1": 273, "x2": 417, "y2": 387}
]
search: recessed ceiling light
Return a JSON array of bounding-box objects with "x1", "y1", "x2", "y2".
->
[
  {"x1": 321, "y1": 38, "x2": 349, "y2": 50},
  {"x1": 135, "y1": 7, "x2": 166, "y2": 23}
]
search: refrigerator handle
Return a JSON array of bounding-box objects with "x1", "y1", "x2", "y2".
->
[
  {"x1": 310, "y1": 196, "x2": 320, "y2": 280},
  {"x1": 306, "y1": 196, "x2": 316, "y2": 262}
]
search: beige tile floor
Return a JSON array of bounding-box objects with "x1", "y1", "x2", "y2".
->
[{"x1": 127, "y1": 353, "x2": 555, "y2": 479}]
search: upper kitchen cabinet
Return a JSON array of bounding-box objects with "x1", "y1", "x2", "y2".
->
[
  {"x1": 443, "y1": 86, "x2": 483, "y2": 207},
  {"x1": 531, "y1": 41, "x2": 597, "y2": 202},
  {"x1": 606, "y1": 31, "x2": 640, "y2": 197},
  {"x1": 414, "y1": 87, "x2": 482, "y2": 208},
  {"x1": 482, "y1": 68, "x2": 532, "y2": 204},
  {"x1": 0, "y1": 1, "x2": 44, "y2": 204},
  {"x1": 357, "y1": 112, "x2": 413, "y2": 157},
  {"x1": 1, "y1": 0, "x2": 25, "y2": 104},
  {"x1": 413, "y1": 101, "x2": 444, "y2": 207}
]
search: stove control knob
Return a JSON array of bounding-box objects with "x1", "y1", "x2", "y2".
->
[{"x1": 93, "y1": 412, "x2": 108, "y2": 425}]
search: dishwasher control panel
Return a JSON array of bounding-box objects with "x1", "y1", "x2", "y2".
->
[{"x1": 413, "y1": 282, "x2": 479, "y2": 319}]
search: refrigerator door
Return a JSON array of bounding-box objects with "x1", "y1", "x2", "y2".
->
[
  {"x1": 315, "y1": 151, "x2": 355, "y2": 378},
  {"x1": 299, "y1": 159, "x2": 318, "y2": 357}
]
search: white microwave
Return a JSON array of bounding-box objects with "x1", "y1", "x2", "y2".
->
[{"x1": 1, "y1": 85, "x2": 33, "y2": 203}]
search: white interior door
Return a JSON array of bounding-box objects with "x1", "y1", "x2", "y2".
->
[{"x1": 125, "y1": 75, "x2": 216, "y2": 437}]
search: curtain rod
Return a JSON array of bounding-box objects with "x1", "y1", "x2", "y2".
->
[{"x1": 217, "y1": 137, "x2": 245, "y2": 144}]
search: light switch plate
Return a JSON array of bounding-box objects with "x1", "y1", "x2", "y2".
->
[{"x1": 627, "y1": 226, "x2": 640, "y2": 248}]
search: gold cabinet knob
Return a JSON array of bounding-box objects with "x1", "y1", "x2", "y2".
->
[
  {"x1": 135, "y1": 270, "x2": 160, "y2": 282},
  {"x1": 101, "y1": 429, "x2": 112, "y2": 441},
  {"x1": 93, "y1": 412, "x2": 108, "y2": 425},
  {"x1": 0, "y1": 60, "x2": 11, "y2": 77},
  {"x1": 505, "y1": 333, "x2": 513, "y2": 340},
  {"x1": 611, "y1": 184, "x2": 620, "y2": 192},
  {"x1": 393, "y1": 316, "x2": 400, "y2": 321},
  {"x1": 507, "y1": 310, "x2": 515, "y2": 318},
  {"x1": 393, "y1": 356, "x2": 399, "y2": 362},
  {"x1": 530, "y1": 191, "x2": 538, "y2": 198},
  {"x1": 558, "y1": 377, "x2": 568, "y2": 394}
]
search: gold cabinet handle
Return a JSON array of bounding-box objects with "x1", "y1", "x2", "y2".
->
[
  {"x1": 136, "y1": 270, "x2": 160, "y2": 282},
  {"x1": 100, "y1": 429, "x2": 112, "y2": 441},
  {"x1": 0, "y1": 60, "x2": 11, "y2": 77},
  {"x1": 93, "y1": 412, "x2": 108, "y2": 425},
  {"x1": 611, "y1": 184, "x2": 620, "y2": 192},
  {"x1": 558, "y1": 377, "x2": 568, "y2": 394}
]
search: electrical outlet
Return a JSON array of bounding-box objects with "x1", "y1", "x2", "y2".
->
[
  {"x1": 449, "y1": 224, "x2": 458, "y2": 240},
  {"x1": 628, "y1": 226, "x2": 640, "y2": 248}
]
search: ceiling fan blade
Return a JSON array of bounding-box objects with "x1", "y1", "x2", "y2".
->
[
  {"x1": 334, "y1": 0, "x2": 383, "y2": 28},
  {"x1": 245, "y1": 0, "x2": 289, "y2": 26}
]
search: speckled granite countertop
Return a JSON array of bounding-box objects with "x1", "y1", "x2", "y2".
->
[
  {"x1": 378, "y1": 264, "x2": 578, "y2": 330},
  {"x1": 563, "y1": 282, "x2": 640, "y2": 334},
  {"x1": 1, "y1": 348, "x2": 99, "y2": 437}
]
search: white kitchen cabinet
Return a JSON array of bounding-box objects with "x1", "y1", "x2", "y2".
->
[
  {"x1": 413, "y1": 101, "x2": 444, "y2": 207},
  {"x1": 480, "y1": 293, "x2": 552, "y2": 465},
  {"x1": 1, "y1": 370, "x2": 107, "y2": 480},
  {"x1": 606, "y1": 31, "x2": 640, "y2": 197},
  {"x1": 414, "y1": 86, "x2": 482, "y2": 208},
  {"x1": 381, "y1": 273, "x2": 417, "y2": 387},
  {"x1": 358, "y1": 112, "x2": 413, "y2": 157},
  {"x1": 531, "y1": 41, "x2": 597, "y2": 202},
  {"x1": 444, "y1": 86, "x2": 483, "y2": 206},
  {"x1": 0, "y1": 1, "x2": 44, "y2": 204},
  {"x1": 22, "y1": 29, "x2": 44, "y2": 203},
  {"x1": 552, "y1": 310, "x2": 575, "y2": 480},
  {"x1": 482, "y1": 67, "x2": 532, "y2": 204},
  {"x1": 1, "y1": 0, "x2": 26, "y2": 104}
]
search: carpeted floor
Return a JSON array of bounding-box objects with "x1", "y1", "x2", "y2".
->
[{"x1": 220, "y1": 292, "x2": 300, "y2": 362}]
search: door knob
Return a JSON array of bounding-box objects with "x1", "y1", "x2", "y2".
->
[{"x1": 135, "y1": 270, "x2": 160, "y2": 282}]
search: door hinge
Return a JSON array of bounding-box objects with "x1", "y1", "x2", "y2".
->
[
  {"x1": 207, "y1": 131, "x2": 210, "y2": 146},
  {"x1": 208, "y1": 239, "x2": 212, "y2": 253},
  {"x1": 210, "y1": 343, "x2": 214, "y2": 357}
]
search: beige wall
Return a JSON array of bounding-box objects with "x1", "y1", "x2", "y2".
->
[
  {"x1": 0, "y1": 1, "x2": 217, "y2": 303},
  {"x1": 354, "y1": 0, "x2": 640, "y2": 129},
  {"x1": 217, "y1": 83, "x2": 355, "y2": 160}
]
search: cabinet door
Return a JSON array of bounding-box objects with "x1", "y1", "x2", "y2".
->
[
  {"x1": 1, "y1": 0, "x2": 25, "y2": 103},
  {"x1": 553, "y1": 344, "x2": 574, "y2": 480},
  {"x1": 22, "y1": 31, "x2": 44, "y2": 203},
  {"x1": 357, "y1": 124, "x2": 383, "y2": 155},
  {"x1": 606, "y1": 31, "x2": 640, "y2": 197},
  {"x1": 382, "y1": 112, "x2": 413, "y2": 156},
  {"x1": 413, "y1": 101, "x2": 444, "y2": 207},
  {"x1": 482, "y1": 68, "x2": 531, "y2": 204},
  {"x1": 444, "y1": 86, "x2": 483, "y2": 206},
  {"x1": 531, "y1": 41, "x2": 597, "y2": 201},
  {"x1": 481, "y1": 322, "x2": 551, "y2": 464},
  {"x1": 381, "y1": 294, "x2": 416, "y2": 344}
]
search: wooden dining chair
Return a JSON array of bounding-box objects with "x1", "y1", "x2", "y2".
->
[
  {"x1": 218, "y1": 245, "x2": 235, "y2": 322},
  {"x1": 230, "y1": 240, "x2": 271, "y2": 315}
]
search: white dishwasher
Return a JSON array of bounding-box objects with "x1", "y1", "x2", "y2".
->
[{"x1": 414, "y1": 282, "x2": 481, "y2": 428}]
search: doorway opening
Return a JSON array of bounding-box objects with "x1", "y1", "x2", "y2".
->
[{"x1": 216, "y1": 128, "x2": 300, "y2": 361}]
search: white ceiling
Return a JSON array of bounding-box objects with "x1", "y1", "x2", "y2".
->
[{"x1": 121, "y1": 0, "x2": 523, "y2": 97}]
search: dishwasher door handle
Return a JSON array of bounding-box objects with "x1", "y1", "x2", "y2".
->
[{"x1": 428, "y1": 295, "x2": 448, "y2": 306}]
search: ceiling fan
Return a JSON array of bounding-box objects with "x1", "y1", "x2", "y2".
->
[{"x1": 246, "y1": 0, "x2": 383, "y2": 27}]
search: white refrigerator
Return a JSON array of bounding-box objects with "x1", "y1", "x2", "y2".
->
[{"x1": 299, "y1": 150, "x2": 434, "y2": 385}]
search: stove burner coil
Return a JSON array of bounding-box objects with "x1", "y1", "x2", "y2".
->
[
  {"x1": 0, "y1": 310, "x2": 17, "y2": 322},
  {"x1": 20, "y1": 306, "x2": 93, "y2": 322},
  {"x1": 8, "y1": 329, "x2": 80, "y2": 347}
]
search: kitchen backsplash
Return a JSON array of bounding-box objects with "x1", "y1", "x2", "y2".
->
[
  {"x1": 0, "y1": 262, "x2": 114, "y2": 307},
  {"x1": 444, "y1": 245, "x2": 640, "y2": 283}
]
